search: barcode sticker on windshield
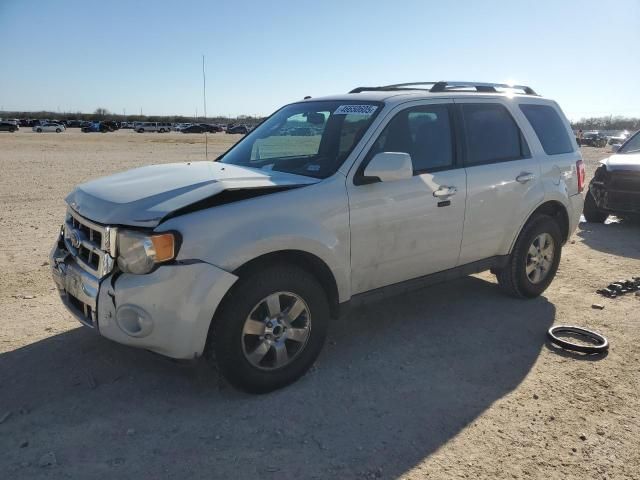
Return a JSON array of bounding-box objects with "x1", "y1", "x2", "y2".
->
[{"x1": 334, "y1": 105, "x2": 378, "y2": 116}]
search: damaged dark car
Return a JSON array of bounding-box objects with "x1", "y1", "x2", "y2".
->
[{"x1": 584, "y1": 130, "x2": 640, "y2": 222}]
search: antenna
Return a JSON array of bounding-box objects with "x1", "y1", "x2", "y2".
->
[{"x1": 202, "y1": 54, "x2": 208, "y2": 160}]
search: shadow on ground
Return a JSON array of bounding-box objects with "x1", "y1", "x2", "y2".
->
[
  {"x1": 577, "y1": 219, "x2": 640, "y2": 260},
  {"x1": 0, "y1": 277, "x2": 554, "y2": 479}
]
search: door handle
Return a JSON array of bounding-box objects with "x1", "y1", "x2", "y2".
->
[
  {"x1": 516, "y1": 172, "x2": 535, "y2": 184},
  {"x1": 433, "y1": 186, "x2": 457, "y2": 198}
]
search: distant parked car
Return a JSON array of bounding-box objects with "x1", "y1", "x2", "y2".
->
[
  {"x1": 197, "y1": 123, "x2": 223, "y2": 133},
  {"x1": 607, "y1": 132, "x2": 630, "y2": 152},
  {"x1": 579, "y1": 131, "x2": 607, "y2": 148},
  {"x1": 226, "y1": 124, "x2": 249, "y2": 134},
  {"x1": 81, "y1": 122, "x2": 112, "y2": 133},
  {"x1": 135, "y1": 122, "x2": 172, "y2": 133},
  {"x1": 0, "y1": 121, "x2": 18, "y2": 132},
  {"x1": 33, "y1": 122, "x2": 65, "y2": 133},
  {"x1": 181, "y1": 124, "x2": 206, "y2": 134}
]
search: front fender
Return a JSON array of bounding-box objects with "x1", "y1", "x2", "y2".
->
[{"x1": 159, "y1": 176, "x2": 352, "y2": 302}]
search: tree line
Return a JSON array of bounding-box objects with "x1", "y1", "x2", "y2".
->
[
  {"x1": 571, "y1": 116, "x2": 640, "y2": 131},
  {"x1": 0, "y1": 108, "x2": 265, "y2": 126}
]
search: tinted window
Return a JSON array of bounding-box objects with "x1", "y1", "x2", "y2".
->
[
  {"x1": 520, "y1": 104, "x2": 574, "y2": 155},
  {"x1": 368, "y1": 105, "x2": 453, "y2": 172},
  {"x1": 462, "y1": 104, "x2": 528, "y2": 165}
]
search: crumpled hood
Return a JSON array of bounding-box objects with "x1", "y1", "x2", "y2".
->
[
  {"x1": 601, "y1": 152, "x2": 640, "y2": 172},
  {"x1": 66, "y1": 162, "x2": 319, "y2": 227}
]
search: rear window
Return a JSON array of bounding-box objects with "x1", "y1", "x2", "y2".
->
[
  {"x1": 462, "y1": 104, "x2": 529, "y2": 165},
  {"x1": 520, "y1": 104, "x2": 574, "y2": 155}
]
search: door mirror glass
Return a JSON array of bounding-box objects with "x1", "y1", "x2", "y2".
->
[{"x1": 362, "y1": 152, "x2": 413, "y2": 183}]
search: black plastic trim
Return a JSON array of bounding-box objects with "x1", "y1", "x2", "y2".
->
[{"x1": 342, "y1": 255, "x2": 509, "y2": 311}]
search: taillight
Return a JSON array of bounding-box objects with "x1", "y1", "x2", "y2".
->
[{"x1": 576, "y1": 160, "x2": 586, "y2": 193}]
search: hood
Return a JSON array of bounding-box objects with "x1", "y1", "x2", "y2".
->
[
  {"x1": 601, "y1": 152, "x2": 640, "y2": 172},
  {"x1": 66, "y1": 162, "x2": 319, "y2": 227}
]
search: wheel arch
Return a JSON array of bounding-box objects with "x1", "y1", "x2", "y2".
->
[
  {"x1": 510, "y1": 200, "x2": 570, "y2": 252},
  {"x1": 231, "y1": 250, "x2": 341, "y2": 319}
]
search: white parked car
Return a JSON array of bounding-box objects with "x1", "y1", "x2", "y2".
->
[
  {"x1": 33, "y1": 122, "x2": 65, "y2": 133},
  {"x1": 51, "y1": 81, "x2": 584, "y2": 392},
  {"x1": 134, "y1": 122, "x2": 172, "y2": 133}
]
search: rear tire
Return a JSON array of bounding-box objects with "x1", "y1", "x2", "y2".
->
[
  {"x1": 496, "y1": 215, "x2": 562, "y2": 298},
  {"x1": 583, "y1": 190, "x2": 608, "y2": 223},
  {"x1": 36, "y1": 128, "x2": 42, "y2": 133},
  {"x1": 210, "y1": 265, "x2": 329, "y2": 393}
]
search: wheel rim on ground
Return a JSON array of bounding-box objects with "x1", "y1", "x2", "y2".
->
[
  {"x1": 525, "y1": 233, "x2": 555, "y2": 284},
  {"x1": 241, "y1": 291, "x2": 311, "y2": 371}
]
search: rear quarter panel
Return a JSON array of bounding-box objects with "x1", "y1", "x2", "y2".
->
[{"x1": 508, "y1": 98, "x2": 583, "y2": 247}]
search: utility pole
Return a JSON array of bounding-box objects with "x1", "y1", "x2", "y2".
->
[{"x1": 202, "y1": 54, "x2": 208, "y2": 160}]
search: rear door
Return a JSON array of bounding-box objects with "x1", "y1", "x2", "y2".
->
[
  {"x1": 454, "y1": 99, "x2": 544, "y2": 264},
  {"x1": 347, "y1": 100, "x2": 467, "y2": 294}
]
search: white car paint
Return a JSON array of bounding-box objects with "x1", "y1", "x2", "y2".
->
[
  {"x1": 33, "y1": 122, "x2": 65, "y2": 133},
  {"x1": 51, "y1": 86, "x2": 584, "y2": 359}
]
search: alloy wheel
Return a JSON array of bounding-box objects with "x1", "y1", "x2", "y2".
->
[
  {"x1": 241, "y1": 291, "x2": 311, "y2": 370},
  {"x1": 525, "y1": 233, "x2": 555, "y2": 284}
]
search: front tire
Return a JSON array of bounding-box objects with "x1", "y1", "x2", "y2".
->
[
  {"x1": 583, "y1": 190, "x2": 608, "y2": 223},
  {"x1": 55, "y1": 128, "x2": 61, "y2": 133},
  {"x1": 496, "y1": 215, "x2": 562, "y2": 298},
  {"x1": 210, "y1": 265, "x2": 329, "y2": 393},
  {"x1": 36, "y1": 128, "x2": 42, "y2": 133}
]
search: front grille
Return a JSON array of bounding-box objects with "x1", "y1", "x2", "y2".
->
[
  {"x1": 607, "y1": 192, "x2": 640, "y2": 212},
  {"x1": 64, "y1": 209, "x2": 116, "y2": 278},
  {"x1": 67, "y1": 293, "x2": 95, "y2": 327},
  {"x1": 608, "y1": 171, "x2": 640, "y2": 191}
]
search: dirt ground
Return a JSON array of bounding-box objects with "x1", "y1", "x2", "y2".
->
[{"x1": 0, "y1": 128, "x2": 639, "y2": 479}]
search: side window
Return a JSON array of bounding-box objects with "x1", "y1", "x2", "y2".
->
[
  {"x1": 520, "y1": 104, "x2": 574, "y2": 155},
  {"x1": 461, "y1": 104, "x2": 529, "y2": 165},
  {"x1": 368, "y1": 104, "x2": 454, "y2": 173}
]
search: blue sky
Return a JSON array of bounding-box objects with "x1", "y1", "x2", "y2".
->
[{"x1": 1, "y1": 0, "x2": 638, "y2": 119}]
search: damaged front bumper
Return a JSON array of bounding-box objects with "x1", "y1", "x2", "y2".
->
[
  {"x1": 590, "y1": 169, "x2": 640, "y2": 214},
  {"x1": 50, "y1": 234, "x2": 238, "y2": 359}
]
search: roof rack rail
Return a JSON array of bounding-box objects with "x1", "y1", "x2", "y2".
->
[{"x1": 349, "y1": 81, "x2": 537, "y2": 96}]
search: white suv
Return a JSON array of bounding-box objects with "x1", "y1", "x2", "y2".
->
[{"x1": 50, "y1": 81, "x2": 584, "y2": 392}]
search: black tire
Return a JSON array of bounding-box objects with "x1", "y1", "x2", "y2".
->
[
  {"x1": 36, "y1": 128, "x2": 42, "y2": 133},
  {"x1": 496, "y1": 214, "x2": 562, "y2": 298},
  {"x1": 547, "y1": 325, "x2": 608, "y2": 354},
  {"x1": 55, "y1": 128, "x2": 61, "y2": 133},
  {"x1": 583, "y1": 190, "x2": 608, "y2": 223},
  {"x1": 209, "y1": 265, "x2": 329, "y2": 393},
  {"x1": 9, "y1": 128, "x2": 15, "y2": 133}
]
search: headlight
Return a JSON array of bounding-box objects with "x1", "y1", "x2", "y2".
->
[{"x1": 117, "y1": 230, "x2": 176, "y2": 274}]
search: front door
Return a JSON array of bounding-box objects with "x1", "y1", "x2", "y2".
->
[{"x1": 347, "y1": 101, "x2": 467, "y2": 295}]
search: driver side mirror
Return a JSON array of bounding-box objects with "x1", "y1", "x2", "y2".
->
[{"x1": 360, "y1": 152, "x2": 413, "y2": 184}]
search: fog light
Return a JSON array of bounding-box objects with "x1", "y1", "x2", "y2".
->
[{"x1": 116, "y1": 304, "x2": 153, "y2": 338}]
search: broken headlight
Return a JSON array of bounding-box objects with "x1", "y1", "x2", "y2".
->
[{"x1": 117, "y1": 230, "x2": 176, "y2": 274}]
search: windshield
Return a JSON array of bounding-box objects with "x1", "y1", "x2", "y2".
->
[
  {"x1": 218, "y1": 100, "x2": 382, "y2": 178},
  {"x1": 619, "y1": 131, "x2": 640, "y2": 154}
]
